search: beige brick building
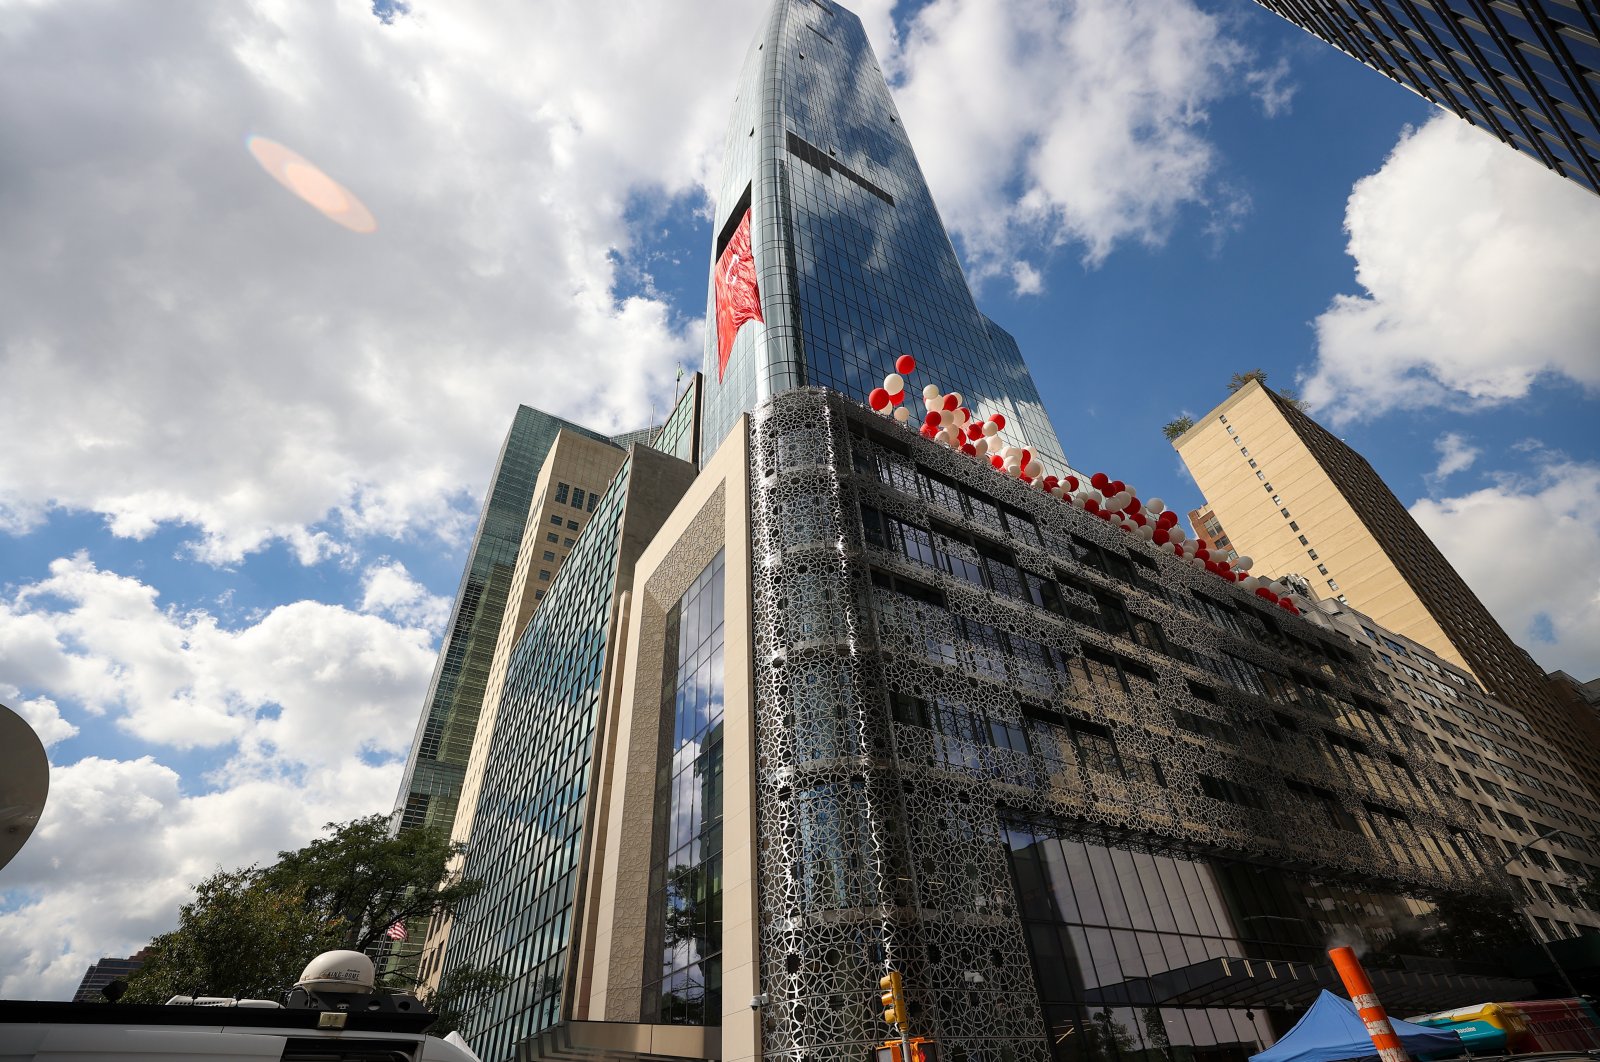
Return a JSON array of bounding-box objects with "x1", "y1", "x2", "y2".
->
[{"x1": 1172, "y1": 379, "x2": 1600, "y2": 810}]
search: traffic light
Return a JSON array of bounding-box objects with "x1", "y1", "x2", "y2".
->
[{"x1": 879, "y1": 971, "x2": 906, "y2": 1026}]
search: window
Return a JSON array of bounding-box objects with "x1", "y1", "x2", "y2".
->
[
  {"x1": 546, "y1": 532, "x2": 559, "y2": 543},
  {"x1": 1280, "y1": 508, "x2": 1291, "y2": 518},
  {"x1": 534, "y1": 590, "x2": 544, "y2": 600},
  {"x1": 1271, "y1": 494, "x2": 1281, "y2": 504},
  {"x1": 571, "y1": 487, "x2": 586, "y2": 509},
  {"x1": 587, "y1": 493, "x2": 598, "y2": 512},
  {"x1": 1316, "y1": 564, "x2": 1329, "y2": 575},
  {"x1": 1289, "y1": 521, "x2": 1299, "y2": 531},
  {"x1": 1307, "y1": 549, "x2": 1319, "y2": 560},
  {"x1": 1199, "y1": 774, "x2": 1267, "y2": 811},
  {"x1": 1256, "y1": 471, "x2": 1265, "y2": 480},
  {"x1": 567, "y1": 519, "x2": 579, "y2": 530},
  {"x1": 1327, "y1": 578, "x2": 1340, "y2": 591},
  {"x1": 563, "y1": 537, "x2": 575, "y2": 547},
  {"x1": 550, "y1": 515, "x2": 564, "y2": 526},
  {"x1": 538, "y1": 569, "x2": 551, "y2": 582},
  {"x1": 1219, "y1": 414, "x2": 1228, "y2": 423},
  {"x1": 555, "y1": 482, "x2": 570, "y2": 504},
  {"x1": 1248, "y1": 459, "x2": 1258, "y2": 468},
  {"x1": 543, "y1": 550, "x2": 556, "y2": 562},
  {"x1": 1298, "y1": 535, "x2": 1309, "y2": 545}
]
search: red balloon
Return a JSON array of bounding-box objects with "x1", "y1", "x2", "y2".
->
[
  {"x1": 921, "y1": 425, "x2": 938, "y2": 439},
  {"x1": 1157, "y1": 511, "x2": 1178, "y2": 529},
  {"x1": 1084, "y1": 499, "x2": 1100, "y2": 513},
  {"x1": 889, "y1": 389, "x2": 905, "y2": 406},
  {"x1": 1064, "y1": 476, "x2": 1079, "y2": 492},
  {"x1": 1042, "y1": 475, "x2": 1059, "y2": 491},
  {"x1": 896, "y1": 354, "x2": 916, "y2": 374},
  {"x1": 1090, "y1": 472, "x2": 1110, "y2": 490},
  {"x1": 924, "y1": 411, "x2": 941, "y2": 428},
  {"x1": 1125, "y1": 497, "x2": 1141, "y2": 514},
  {"x1": 1172, "y1": 543, "x2": 1185, "y2": 556},
  {"x1": 991, "y1": 455, "x2": 1005, "y2": 470},
  {"x1": 1131, "y1": 512, "x2": 1147, "y2": 527},
  {"x1": 1194, "y1": 547, "x2": 1210, "y2": 561},
  {"x1": 943, "y1": 394, "x2": 959, "y2": 411},
  {"x1": 958, "y1": 407, "x2": 972, "y2": 422},
  {"x1": 989, "y1": 413, "x2": 1006, "y2": 430},
  {"x1": 1109, "y1": 480, "x2": 1125, "y2": 495},
  {"x1": 1020, "y1": 475, "x2": 1033, "y2": 485},
  {"x1": 961, "y1": 443, "x2": 977, "y2": 457},
  {"x1": 1152, "y1": 529, "x2": 1169, "y2": 545},
  {"x1": 869, "y1": 387, "x2": 890, "y2": 411}
]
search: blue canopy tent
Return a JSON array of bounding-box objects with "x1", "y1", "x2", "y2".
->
[{"x1": 1250, "y1": 990, "x2": 1464, "y2": 1062}]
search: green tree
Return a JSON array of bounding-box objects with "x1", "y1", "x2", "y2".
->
[
  {"x1": 1161, "y1": 416, "x2": 1194, "y2": 441},
  {"x1": 260, "y1": 814, "x2": 483, "y2": 953},
  {"x1": 124, "y1": 815, "x2": 494, "y2": 1007},
  {"x1": 122, "y1": 869, "x2": 342, "y2": 1002},
  {"x1": 420, "y1": 965, "x2": 511, "y2": 1037}
]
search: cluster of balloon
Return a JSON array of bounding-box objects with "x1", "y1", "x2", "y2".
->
[{"x1": 864, "y1": 355, "x2": 1309, "y2": 615}]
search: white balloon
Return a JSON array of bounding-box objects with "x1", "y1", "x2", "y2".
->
[
  {"x1": 1024, "y1": 460, "x2": 1043, "y2": 479},
  {"x1": 884, "y1": 373, "x2": 904, "y2": 394},
  {"x1": 939, "y1": 409, "x2": 957, "y2": 427},
  {"x1": 1146, "y1": 497, "x2": 1165, "y2": 515},
  {"x1": 893, "y1": 406, "x2": 910, "y2": 423},
  {"x1": 1169, "y1": 525, "x2": 1186, "y2": 542},
  {"x1": 947, "y1": 392, "x2": 963, "y2": 408},
  {"x1": 1138, "y1": 525, "x2": 1155, "y2": 541},
  {"x1": 1234, "y1": 555, "x2": 1253, "y2": 571},
  {"x1": 922, "y1": 384, "x2": 940, "y2": 400},
  {"x1": 982, "y1": 421, "x2": 999, "y2": 437}
]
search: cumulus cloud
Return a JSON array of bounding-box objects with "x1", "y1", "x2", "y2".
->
[
  {"x1": 0, "y1": 753, "x2": 400, "y2": 1000},
  {"x1": 360, "y1": 558, "x2": 452, "y2": 634},
  {"x1": 0, "y1": 0, "x2": 743, "y2": 563},
  {"x1": 0, "y1": 554, "x2": 436, "y2": 765},
  {"x1": 889, "y1": 0, "x2": 1253, "y2": 271},
  {"x1": 0, "y1": 555, "x2": 433, "y2": 998},
  {"x1": 5, "y1": 690, "x2": 79, "y2": 749},
  {"x1": 1303, "y1": 115, "x2": 1600, "y2": 424},
  {"x1": 1411, "y1": 455, "x2": 1600, "y2": 678},
  {"x1": 1429, "y1": 431, "x2": 1480, "y2": 481}
]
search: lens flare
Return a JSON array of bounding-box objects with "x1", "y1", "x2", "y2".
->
[{"x1": 246, "y1": 135, "x2": 377, "y2": 233}]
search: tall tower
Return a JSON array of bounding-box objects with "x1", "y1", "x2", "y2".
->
[
  {"x1": 698, "y1": 0, "x2": 1066, "y2": 470},
  {"x1": 1171, "y1": 379, "x2": 1600, "y2": 804},
  {"x1": 1252, "y1": 0, "x2": 1600, "y2": 195}
]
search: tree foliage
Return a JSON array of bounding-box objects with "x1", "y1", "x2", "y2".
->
[
  {"x1": 1161, "y1": 415, "x2": 1194, "y2": 441},
  {"x1": 123, "y1": 814, "x2": 492, "y2": 1007},
  {"x1": 419, "y1": 965, "x2": 511, "y2": 1038},
  {"x1": 1227, "y1": 369, "x2": 1268, "y2": 393}
]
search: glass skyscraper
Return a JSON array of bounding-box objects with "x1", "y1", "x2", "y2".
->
[
  {"x1": 392, "y1": 406, "x2": 617, "y2": 840},
  {"x1": 1254, "y1": 0, "x2": 1600, "y2": 195},
  {"x1": 698, "y1": 0, "x2": 1067, "y2": 470}
]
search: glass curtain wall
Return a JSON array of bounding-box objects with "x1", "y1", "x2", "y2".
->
[{"x1": 644, "y1": 550, "x2": 728, "y2": 1025}]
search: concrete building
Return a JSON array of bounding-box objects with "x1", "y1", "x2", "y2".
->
[
  {"x1": 70, "y1": 950, "x2": 150, "y2": 1003},
  {"x1": 1171, "y1": 380, "x2": 1600, "y2": 808},
  {"x1": 1251, "y1": 0, "x2": 1600, "y2": 196},
  {"x1": 1305, "y1": 600, "x2": 1600, "y2": 944}
]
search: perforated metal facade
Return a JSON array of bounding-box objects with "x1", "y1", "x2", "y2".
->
[{"x1": 741, "y1": 389, "x2": 1511, "y2": 1062}]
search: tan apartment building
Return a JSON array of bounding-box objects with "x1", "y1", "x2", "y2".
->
[{"x1": 1172, "y1": 379, "x2": 1600, "y2": 811}]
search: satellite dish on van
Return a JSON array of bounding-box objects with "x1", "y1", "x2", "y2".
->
[
  {"x1": 295, "y1": 950, "x2": 376, "y2": 993},
  {"x1": 0, "y1": 702, "x2": 50, "y2": 872}
]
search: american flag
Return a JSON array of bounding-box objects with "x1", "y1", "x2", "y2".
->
[{"x1": 384, "y1": 921, "x2": 408, "y2": 942}]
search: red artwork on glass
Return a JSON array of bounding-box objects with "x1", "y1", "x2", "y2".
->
[{"x1": 714, "y1": 208, "x2": 763, "y2": 381}]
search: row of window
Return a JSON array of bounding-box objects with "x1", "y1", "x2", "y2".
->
[{"x1": 552, "y1": 481, "x2": 600, "y2": 513}]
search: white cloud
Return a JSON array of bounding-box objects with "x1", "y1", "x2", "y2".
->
[
  {"x1": 1429, "y1": 431, "x2": 1480, "y2": 481},
  {"x1": 0, "y1": 554, "x2": 436, "y2": 766},
  {"x1": 6, "y1": 691, "x2": 79, "y2": 749},
  {"x1": 889, "y1": 0, "x2": 1252, "y2": 270},
  {"x1": 0, "y1": 0, "x2": 744, "y2": 563},
  {"x1": 360, "y1": 558, "x2": 452, "y2": 634},
  {"x1": 1010, "y1": 261, "x2": 1044, "y2": 296},
  {"x1": 1246, "y1": 57, "x2": 1296, "y2": 118},
  {"x1": 1410, "y1": 456, "x2": 1600, "y2": 679},
  {"x1": 0, "y1": 753, "x2": 400, "y2": 1001},
  {"x1": 1303, "y1": 115, "x2": 1600, "y2": 425},
  {"x1": 0, "y1": 554, "x2": 435, "y2": 999}
]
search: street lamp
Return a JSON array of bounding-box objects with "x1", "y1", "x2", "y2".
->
[{"x1": 1502, "y1": 826, "x2": 1588, "y2": 1000}]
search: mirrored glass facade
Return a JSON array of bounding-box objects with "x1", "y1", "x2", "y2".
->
[
  {"x1": 699, "y1": 0, "x2": 1067, "y2": 470},
  {"x1": 392, "y1": 405, "x2": 616, "y2": 840},
  {"x1": 1256, "y1": 0, "x2": 1600, "y2": 195},
  {"x1": 643, "y1": 550, "x2": 727, "y2": 1025}
]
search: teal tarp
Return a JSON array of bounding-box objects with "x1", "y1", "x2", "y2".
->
[{"x1": 1250, "y1": 991, "x2": 1463, "y2": 1062}]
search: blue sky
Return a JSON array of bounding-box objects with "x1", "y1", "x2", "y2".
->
[{"x1": 1, "y1": 0, "x2": 1597, "y2": 999}]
